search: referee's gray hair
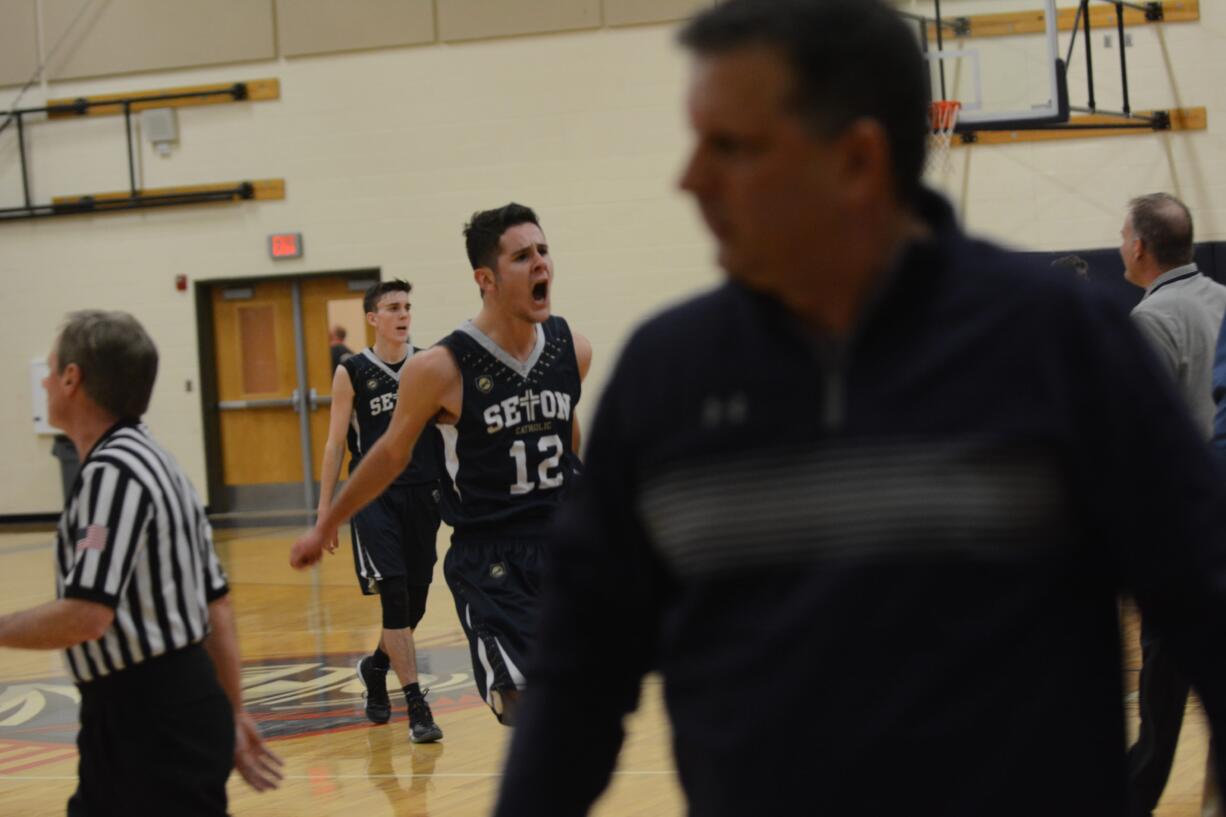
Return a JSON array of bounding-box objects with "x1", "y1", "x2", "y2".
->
[{"x1": 56, "y1": 310, "x2": 159, "y2": 420}]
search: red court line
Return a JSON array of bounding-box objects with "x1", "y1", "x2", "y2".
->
[
  {"x1": 1, "y1": 750, "x2": 77, "y2": 774},
  {"x1": 0, "y1": 742, "x2": 61, "y2": 758},
  {"x1": 0, "y1": 745, "x2": 74, "y2": 771},
  {"x1": 0, "y1": 746, "x2": 61, "y2": 763}
]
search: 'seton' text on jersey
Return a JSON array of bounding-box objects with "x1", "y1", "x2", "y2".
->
[
  {"x1": 370, "y1": 393, "x2": 397, "y2": 416},
  {"x1": 483, "y1": 388, "x2": 572, "y2": 434}
]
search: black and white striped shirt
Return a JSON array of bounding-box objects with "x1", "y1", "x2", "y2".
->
[{"x1": 55, "y1": 422, "x2": 228, "y2": 684}]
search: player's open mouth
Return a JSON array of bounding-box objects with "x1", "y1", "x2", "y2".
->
[{"x1": 532, "y1": 282, "x2": 548, "y2": 303}]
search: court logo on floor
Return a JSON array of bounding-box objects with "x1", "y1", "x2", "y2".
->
[
  {"x1": 0, "y1": 647, "x2": 481, "y2": 749},
  {"x1": 240, "y1": 647, "x2": 481, "y2": 738}
]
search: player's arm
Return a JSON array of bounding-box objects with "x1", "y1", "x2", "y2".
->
[
  {"x1": 291, "y1": 347, "x2": 459, "y2": 569},
  {"x1": 572, "y1": 331, "x2": 593, "y2": 454},
  {"x1": 203, "y1": 593, "x2": 283, "y2": 792},
  {"x1": 316, "y1": 365, "x2": 356, "y2": 554},
  {"x1": 0, "y1": 598, "x2": 114, "y2": 649}
]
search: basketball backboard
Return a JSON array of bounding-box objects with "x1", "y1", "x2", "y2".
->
[{"x1": 889, "y1": 0, "x2": 1069, "y2": 131}]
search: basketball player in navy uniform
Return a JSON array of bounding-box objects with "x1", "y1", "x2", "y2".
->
[
  {"x1": 316, "y1": 279, "x2": 444, "y2": 743},
  {"x1": 293, "y1": 203, "x2": 591, "y2": 726}
]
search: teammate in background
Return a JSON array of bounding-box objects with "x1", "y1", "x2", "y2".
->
[
  {"x1": 294, "y1": 203, "x2": 591, "y2": 727},
  {"x1": 1051, "y1": 254, "x2": 1090, "y2": 280},
  {"x1": 330, "y1": 325, "x2": 354, "y2": 368},
  {"x1": 317, "y1": 280, "x2": 444, "y2": 744}
]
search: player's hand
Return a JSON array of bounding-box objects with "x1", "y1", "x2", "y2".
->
[
  {"x1": 289, "y1": 527, "x2": 327, "y2": 569},
  {"x1": 233, "y1": 711, "x2": 283, "y2": 792}
]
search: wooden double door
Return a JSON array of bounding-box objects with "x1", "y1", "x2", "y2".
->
[{"x1": 203, "y1": 272, "x2": 377, "y2": 513}]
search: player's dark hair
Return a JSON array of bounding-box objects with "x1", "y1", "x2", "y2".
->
[
  {"x1": 678, "y1": 0, "x2": 930, "y2": 205},
  {"x1": 1129, "y1": 193, "x2": 1195, "y2": 269},
  {"x1": 56, "y1": 310, "x2": 159, "y2": 420},
  {"x1": 1051, "y1": 255, "x2": 1090, "y2": 280},
  {"x1": 363, "y1": 279, "x2": 412, "y2": 315},
  {"x1": 463, "y1": 203, "x2": 541, "y2": 271}
]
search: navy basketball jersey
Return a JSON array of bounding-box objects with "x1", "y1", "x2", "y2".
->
[
  {"x1": 343, "y1": 345, "x2": 438, "y2": 486},
  {"x1": 435, "y1": 316, "x2": 581, "y2": 535}
]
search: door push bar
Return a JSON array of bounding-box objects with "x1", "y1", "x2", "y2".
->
[{"x1": 217, "y1": 388, "x2": 331, "y2": 412}]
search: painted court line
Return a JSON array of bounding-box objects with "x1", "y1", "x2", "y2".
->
[
  {"x1": 0, "y1": 770, "x2": 675, "y2": 781},
  {"x1": 1, "y1": 752, "x2": 77, "y2": 775}
]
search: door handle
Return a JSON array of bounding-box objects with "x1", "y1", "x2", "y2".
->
[
  {"x1": 306, "y1": 388, "x2": 332, "y2": 411},
  {"x1": 217, "y1": 396, "x2": 297, "y2": 410}
]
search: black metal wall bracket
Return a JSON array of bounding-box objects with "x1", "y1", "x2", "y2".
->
[{"x1": 0, "y1": 82, "x2": 271, "y2": 222}]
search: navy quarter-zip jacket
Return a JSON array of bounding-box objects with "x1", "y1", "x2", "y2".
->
[{"x1": 496, "y1": 191, "x2": 1226, "y2": 817}]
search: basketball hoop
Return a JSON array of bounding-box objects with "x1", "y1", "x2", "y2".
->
[{"x1": 927, "y1": 100, "x2": 962, "y2": 173}]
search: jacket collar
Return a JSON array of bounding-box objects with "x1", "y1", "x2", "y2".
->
[{"x1": 1143, "y1": 262, "x2": 1200, "y2": 299}]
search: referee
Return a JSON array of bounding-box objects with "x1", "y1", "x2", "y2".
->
[{"x1": 0, "y1": 311, "x2": 281, "y2": 815}]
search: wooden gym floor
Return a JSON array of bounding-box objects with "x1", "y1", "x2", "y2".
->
[{"x1": 0, "y1": 526, "x2": 1211, "y2": 816}]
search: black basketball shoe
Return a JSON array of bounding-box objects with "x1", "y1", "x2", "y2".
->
[
  {"x1": 356, "y1": 656, "x2": 391, "y2": 724},
  {"x1": 407, "y1": 688, "x2": 443, "y2": 744}
]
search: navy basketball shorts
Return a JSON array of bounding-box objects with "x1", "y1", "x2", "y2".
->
[
  {"x1": 350, "y1": 482, "x2": 441, "y2": 595},
  {"x1": 443, "y1": 537, "x2": 544, "y2": 706}
]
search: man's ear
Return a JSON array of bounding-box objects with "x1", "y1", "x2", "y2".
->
[
  {"x1": 1133, "y1": 238, "x2": 1147, "y2": 263},
  {"x1": 60, "y1": 362, "x2": 82, "y2": 396},
  {"x1": 474, "y1": 266, "x2": 496, "y2": 295},
  {"x1": 834, "y1": 118, "x2": 893, "y2": 204}
]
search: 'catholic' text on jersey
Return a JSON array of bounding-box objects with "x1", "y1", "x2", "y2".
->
[
  {"x1": 342, "y1": 346, "x2": 438, "y2": 486},
  {"x1": 435, "y1": 317, "x2": 581, "y2": 536}
]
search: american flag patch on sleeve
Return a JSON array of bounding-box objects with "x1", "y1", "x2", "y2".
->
[{"x1": 76, "y1": 525, "x2": 108, "y2": 552}]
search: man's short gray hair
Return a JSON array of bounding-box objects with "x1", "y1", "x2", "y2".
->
[
  {"x1": 56, "y1": 310, "x2": 158, "y2": 420},
  {"x1": 1129, "y1": 193, "x2": 1195, "y2": 269}
]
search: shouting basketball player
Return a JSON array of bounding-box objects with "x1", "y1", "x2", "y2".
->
[{"x1": 292, "y1": 203, "x2": 591, "y2": 727}]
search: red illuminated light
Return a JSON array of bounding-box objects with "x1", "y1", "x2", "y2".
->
[{"x1": 269, "y1": 233, "x2": 303, "y2": 259}]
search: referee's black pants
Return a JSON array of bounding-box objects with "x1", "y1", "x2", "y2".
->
[
  {"x1": 68, "y1": 644, "x2": 235, "y2": 817},
  {"x1": 1126, "y1": 620, "x2": 1190, "y2": 817}
]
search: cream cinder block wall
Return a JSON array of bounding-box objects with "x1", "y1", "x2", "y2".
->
[
  {"x1": 0, "y1": 23, "x2": 712, "y2": 515},
  {"x1": 42, "y1": 0, "x2": 277, "y2": 81},
  {"x1": 3, "y1": 6, "x2": 1226, "y2": 515},
  {"x1": 0, "y1": 0, "x2": 39, "y2": 87}
]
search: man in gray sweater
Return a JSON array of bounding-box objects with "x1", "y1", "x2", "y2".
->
[{"x1": 1122, "y1": 192, "x2": 1226, "y2": 817}]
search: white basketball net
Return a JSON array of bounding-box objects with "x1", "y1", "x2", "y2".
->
[{"x1": 927, "y1": 100, "x2": 962, "y2": 174}]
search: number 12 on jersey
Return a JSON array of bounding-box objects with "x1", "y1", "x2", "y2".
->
[{"x1": 510, "y1": 434, "x2": 564, "y2": 495}]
